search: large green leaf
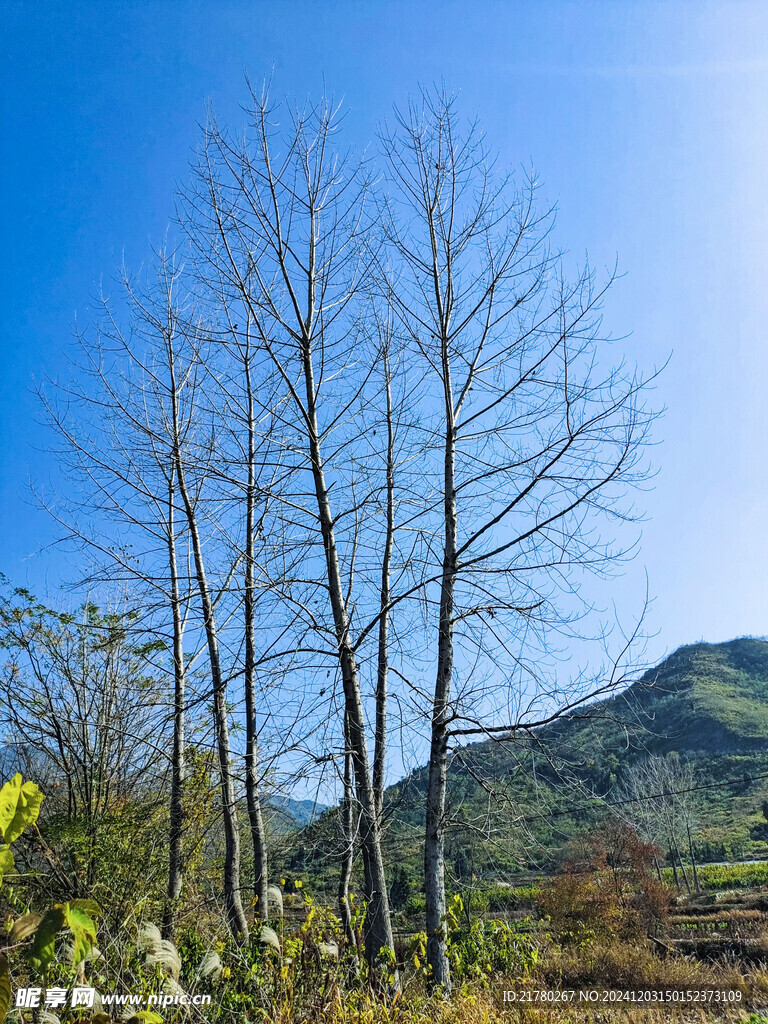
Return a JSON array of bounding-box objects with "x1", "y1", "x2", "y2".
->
[
  {"x1": 23, "y1": 899, "x2": 100, "y2": 975},
  {"x1": 64, "y1": 902, "x2": 98, "y2": 966},
  {"x1": 0, "y1": 846, "x2": 14, "y2": 887},
  {"x1": 0, "y1": 774, "x2": 43, "y2": 844},
  {"x1": 0, "y1": 954, "x2": 10, "y2": 1024},
  {"x1": 68, "y1": 898, "x2": 102, "y2": 917},
  {"x1": 29, "y1": 906, "x2": 65, "y2": 975}
]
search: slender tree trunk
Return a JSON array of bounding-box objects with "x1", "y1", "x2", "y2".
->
[
  {"x1": 686, "y1": 823, "x2": 700, "y2": 893},
  {"x1": 179, "y1": 470, "x2": 249, "y2": 940},
  {"x1": 162, "y1": 466, "x2": 186, "y2": 939},
  {"x1": 670, "y1": 851, "x2": 680, "y2": 891},
  {"x1": 169, "y1": 348, "x2": 248, "y2": 940},
  {"x1": 674, "y1": 840, "x2": 691, "y2": 894},
  {"x1": 301, "y1": 335, "x2": 396, "y2": 972},
  {"x1": 243, "y1": 337, "x2": 269, "y2": 919},
  {"x1": 374, "y1": 346, "x2": 395, "y2": 822},
  {"x1": 425, "y1": 399, "x2": 457, "y2": 994},
  {"x1": 339, "y1": 712, "x2": 356, "y2": 948}
]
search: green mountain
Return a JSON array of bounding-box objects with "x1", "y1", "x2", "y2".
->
[
  {"x1": 266, "y1": 796, "x2": 329, "y2": 830},
  {"x1": 392, "y1": 638, "x2": 768, "y2": 872},
  {"x1": 281, "y1": 638, "x2": 768, "y2": 892}
]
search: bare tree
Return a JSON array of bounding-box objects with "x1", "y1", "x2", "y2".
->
[
  {"x1": 178, "y1": 86, "x2": 403, "y2": 967},
  {"x1": 38, "y1": 254, "x2": 251, "y2": 939},
  {"x1": 164, "y1": 456, "x2": 187, "y2": 936},
  {"x1": 199, "y1": 312, "x2": 285, "y2": 921},
  {"x1": 167, "y1": 342, "x2": 250, "y2": 941},
  {"x1": 379, "y1": 88, "x2": 655, "y2": 991},
  {"x1": 239, "y1": 321, "x2": 272, "y2": 920},
  {"x1": 618, "y1": 754, "x2": 700, "y2": 893},
  {"x1": 373, "y1": 337, "x2": 396, "y2": 823}
]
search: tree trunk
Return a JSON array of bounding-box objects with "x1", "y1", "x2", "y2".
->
[
  {"x1": 243, "y1": 340, "x2": 269, "y2": 919},
  {"x1": 170, "y1": 355, "x2": 248, "y2": 940},
  {"x1": 686, "y1": 823, "x2": 700, "y2": 893},
  {"x1": 425, "y1": 413, "x2": 457, "y2": 995},
  {"x1": 301, "y1": 335, "x2": 396, "y2": 974},
  {"x1": 670, "y1": 851, "x2": 680, "y2": 890},
  {"x1": 674, "y1": 840, "x2": 691, "y2": 894},
  {"x1": 374, "y1": 346, "x2": 395, "y2": 822},
  {"x1": 162, "y1": 466, "x2": 186, "y2": 939},
  {"x1": 339, "y1": 712, "x2": 356, "y2": 948},
  {"x1": 183, "y1": 489, "x2": 249, "y2": 939}
]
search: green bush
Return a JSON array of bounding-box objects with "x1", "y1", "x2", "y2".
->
[
  {"x1": 485, "y1": 883, "x2": 540, "y2": 911},
  {"x1": 450, "y1": 919, "x2": 540, "y2": 985},
  {"x1": 406, "y1": 892, "x2": 427, "y2": 915}
]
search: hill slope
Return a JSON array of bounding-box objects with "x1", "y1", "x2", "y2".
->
[
  {"x1": 386, "y1": 638, "x2": 768, "y2": 872},
  {"x1": 279, "y1": 639, "x2": 768, "y2": 891}
]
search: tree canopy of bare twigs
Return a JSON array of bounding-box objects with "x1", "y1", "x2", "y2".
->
[{"x1": 29, "y1": 80, "x2": 658, "y2": 987}]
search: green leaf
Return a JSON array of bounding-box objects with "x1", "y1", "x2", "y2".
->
[
  {"x1": 127, "y1": 1012, "x2": 164, "y2": 1024},
  {"x1": 0, "y1": 846, "x2": 14, "y2": 887},
  {"x1": 0, "y1": 775, "x2": 43, "y2": 844},
  {"x1": 0, "y1": 953, "x2": 10, "y2": 1024},
  {"x1": 9, "y1": 912, "x2": 42, "y2": 942},
  {"x1": 68, "y1": 899, "x2": 102, "y2": 917},
  {"x1": 64, "y1": 901, "x2": 98, "y2": 966},
  {"x1": 29, "y1": 906, "x2": 65, "y2": 975}
]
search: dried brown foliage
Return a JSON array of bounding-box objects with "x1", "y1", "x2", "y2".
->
[{"x1": 538, "y1": 823, "x2": 671, "y2": 943}]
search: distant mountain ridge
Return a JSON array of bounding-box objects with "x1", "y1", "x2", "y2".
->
[
  {"x1": 266, "y1": 795, "x2": 329, "y2": 831},
  {"x1": 533, "y1": 636, "x2": 768, "y2": 769},
  {"x1": 385, "y1": 637, "x2": 768, "y2": 870},
  {"x1": 278, "y1": 638, "x2": 768, "y2": 886}
]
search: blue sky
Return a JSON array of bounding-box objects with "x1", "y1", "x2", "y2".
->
[{"x1": 2, "y1": 0, "x2": 768, "y2": 664}]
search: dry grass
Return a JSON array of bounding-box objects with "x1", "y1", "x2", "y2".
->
[
  {"x1": 249, "y1": 947, "x2": 768, "y2": 1024},
  {"x1": 537, "y1": 937, "x2": 768, "y2": 997},
  {"x1": 295, "y1": 990, "x2": 748, "y2": 1024}
]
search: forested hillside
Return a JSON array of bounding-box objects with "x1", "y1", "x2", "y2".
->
[{"x1": 285, "y1": 638, "x2": 768, "y2": 895}]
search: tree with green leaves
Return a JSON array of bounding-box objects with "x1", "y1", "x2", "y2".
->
[
  {"x1": 0, "y1": 773, "x2": 100, "y2": 1024},
  {"x1": 0, "y1": 590, "x2": 170, "y2": 914}
]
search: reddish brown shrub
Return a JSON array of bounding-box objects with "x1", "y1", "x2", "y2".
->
[{"x1": 537, "y1": 822, "x2": 670, "y2": 944}]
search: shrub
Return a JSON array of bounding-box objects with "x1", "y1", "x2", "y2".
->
[
  {"x1": 537, "y1": 823, "x2": 670, "y2": 944},
  {"x1": 406, "y1": 893, "x2": 427, "y2": 916},
  {"x1": 0, "y1": 774, "x2": 101, "y2": 1023},
  {"x1": 483, "y1": 883, "x2": 541, "y2": 913},
  {"x1": 450, "y1": 919, "x2": 540, "y2": 985}
]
